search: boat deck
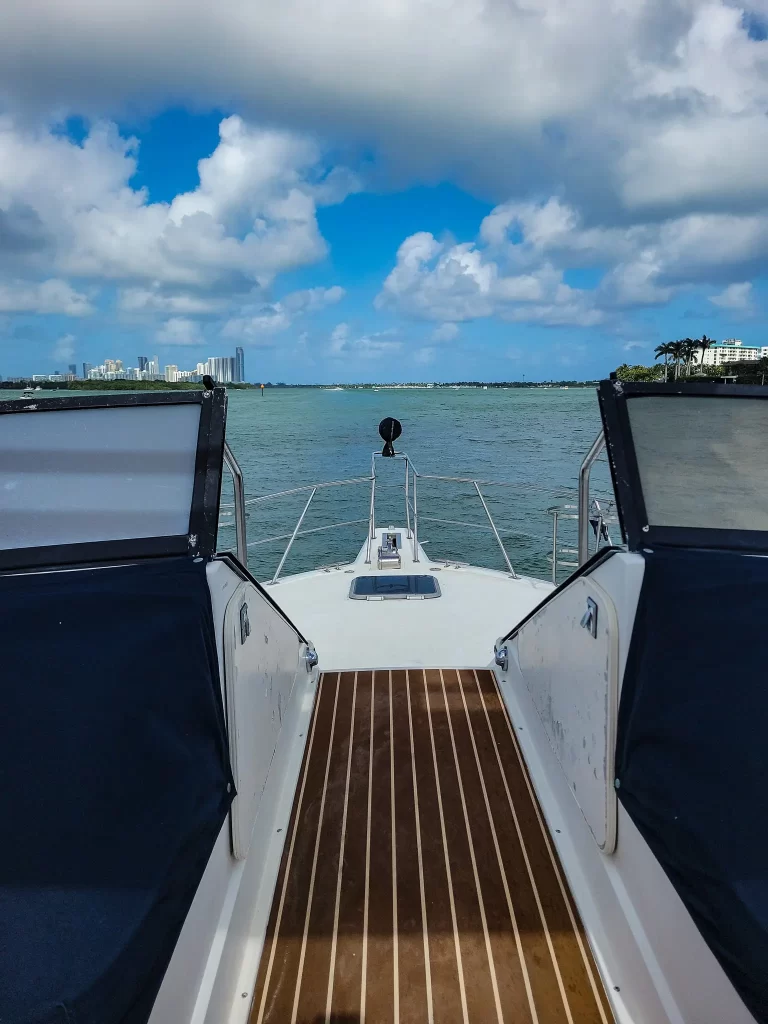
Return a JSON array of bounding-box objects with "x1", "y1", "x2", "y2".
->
[{"x1": 250, "y1": 669, "x2": 614, "y2": 1024}]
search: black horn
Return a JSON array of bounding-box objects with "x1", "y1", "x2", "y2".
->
[{"x1": 378, "y1": 417, "x2": 402, "y2": 457}]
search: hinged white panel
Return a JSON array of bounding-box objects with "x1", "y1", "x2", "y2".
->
[
  {"x1": 517, "y1": 576, "x2": 619, "y2": 852},
  {"x1": 223, "y1": 581, "x2": 303, "y2": 860}
]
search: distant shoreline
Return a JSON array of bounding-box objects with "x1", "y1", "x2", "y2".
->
[{"x1": 0, "y1": 379, "x2": 598, "y2": 391}]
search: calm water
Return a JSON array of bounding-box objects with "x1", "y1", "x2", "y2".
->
[
  {"x1": 217, "y1": 386, "x2": 611, "y2": 581},
  {"x1": 3, "y1": 385, "x2": 611, "y2": 580}
]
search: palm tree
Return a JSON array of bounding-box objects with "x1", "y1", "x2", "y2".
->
[
  {"x1": 669, "y1": 340, "x2": 686, "y2": 380},
  {"x1": 654, "y1": 342, "x2": 674, "y2": 381},
  {"x1": 682, "y1": 338, "x2": 698, "y2": 376},
  {"x1": 696, "y1": 334, "x2": 714, "y2": 374}
]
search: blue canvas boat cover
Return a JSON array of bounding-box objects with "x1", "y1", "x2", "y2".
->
[
  {"x1": 0, "y1": 557, "x2": 234, "y2": 1024},
  {"x1": 616, "y1": 547, "x2": 768, "y2": 1024}
]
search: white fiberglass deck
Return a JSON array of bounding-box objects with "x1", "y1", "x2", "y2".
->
[{"x1": 267, "y1": 528, "x2": 553, "y2": 670}]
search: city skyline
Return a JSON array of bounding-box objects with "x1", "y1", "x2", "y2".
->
[{"x1": 4, "y1": 347, "x2": 246, "y2": 385}]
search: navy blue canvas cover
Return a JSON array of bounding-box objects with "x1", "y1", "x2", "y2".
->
[
  {"x1": 0, "y1": 557, "x2": 234, "y2": 1024},
  {"x1": 616, "y1": 547, "x2": 768, "y2": 1023}
]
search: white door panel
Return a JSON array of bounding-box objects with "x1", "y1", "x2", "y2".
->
[
  {"x1": 517, "y1": 576, "x2": 618, "y2": 852},
  {"x1": 224, "y1": 581, "x2": 302, "y2": 860}
]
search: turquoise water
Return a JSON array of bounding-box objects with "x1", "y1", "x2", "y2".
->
[{"x1": 217, "y1": 386, "x2": 611, "y2": 581}]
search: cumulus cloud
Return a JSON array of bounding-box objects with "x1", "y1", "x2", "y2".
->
[
  {"x1": 156, "y1": 317, "x2": 205, "y2": 346},
  {"x1": 0, "y1": 116, "x2": 355, "y2": 318},
  {"x1": 379, "y1": 195, "x2": 768, "y2": 327},
  {"x1": 0, "y1": 278, "x2": 93, "y2": 315},
  {"x1": 1, "y1": 0, "x2": 767, "y2": 221},
  {"x1": 221, "y1": 284, "x2": 345, "y2": 343},
  {"x1": 414, "y1": 346, "x2": 437, "y2": 365},
  {"x1": 2, "y1": 0, "x2": 767, "y2": 354},
  {"x1": 328, "y1": 322, "x2": 401, "y2": 359},
  {"x1": 709, "y1": 281, "x2": 754, "y2": 311},
  {"x1": 282, "y1": 285, "x2": 345, "y2": 313},
  {"x1": 376, "y1": 226, "x2": 603, "y2": 327},
  {"x1": 117, "y1": 287, "x2": 227, "y2": 315},
  {"x1": 51, "y1": 333, "x2": 75, "y2": 362},
  {"x1": 432, "y1": 322, "x2": 459, "y2": 342}
]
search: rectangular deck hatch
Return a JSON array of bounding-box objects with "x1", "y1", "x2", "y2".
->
[{"x1": 349, "y1": 574, "x2": 441, "y2": 600}]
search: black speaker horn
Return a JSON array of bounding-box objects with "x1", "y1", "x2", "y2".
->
[{"x1": 378, "y1": 417, "x2": 402, "y2": 457}]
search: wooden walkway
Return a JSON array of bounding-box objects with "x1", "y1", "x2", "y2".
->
[{"x1": 250, "y1": 669, "x2": 614, "y2": 1024}]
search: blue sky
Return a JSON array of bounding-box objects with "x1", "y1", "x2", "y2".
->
[{"x1": 1, "y1": 1, "x2": 767, "y2": 383}]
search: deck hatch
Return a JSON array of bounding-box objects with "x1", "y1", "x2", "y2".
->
[{"x1": 349, "y1": 573, "x2": 441, "y2": 599}]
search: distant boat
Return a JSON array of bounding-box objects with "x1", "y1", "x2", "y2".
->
[
  {"x1": 21, "y1": 387, "x2": 34, "y2": 398},
  {"x1": 483, "y1": 385, "x2": 488, "y2": 390},
  {"x1": 326, "y1": 387, "x2": 344, "y2": 392}
]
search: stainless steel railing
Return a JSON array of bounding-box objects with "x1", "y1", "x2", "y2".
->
[
  {"x1": 220, "y1": 436, "x2": 617, "y2": 583},
  {"x1": 367, "y1": 451, "x2": 519, "y2": 576},
  {"x1": 545, "y1": 430, "x2": 618, "y2": 584},
  {"x1": 223, "y1": 442, "x2": 247, "y2": 565},
  {"x1": 578, "y1": 430, "x2": 607, "y2": 564},
  {"x1": 220, "y1": 449, "x2": 525, "y2": 580}
]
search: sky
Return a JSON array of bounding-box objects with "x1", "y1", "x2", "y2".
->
[{"x1": 1, "y1": 0, "x2": 767, "y2": 383}]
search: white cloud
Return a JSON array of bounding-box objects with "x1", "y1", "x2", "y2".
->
[
  {"x1": 1, "y1": 0, "x2": 767, "y2": 222},
  {"x1": 414, "y1": 346, "x2": 437, "y2": 365},
  {"x1": 221, "y1": 309, "x2": 291, "y2": 343},
  {"x1": 709, "y1": 281, "x2": 753, "y2": 311},
  {"x1": 328, "y1": 322, "x2": 350, "y2": 355},
  {"x1": 282, "y1": 285, "x2": 345, "y2": 313},
  {"x1": 380, "y1": 195, "x2": 768, "y2": 327},
  {"x1": 117, "y1": 287, "x2": 226, "y2": 315},
  {"x1": 221, "y1": 284, "x2": 345, "y2": 343},
  {"x1": 377, "y1": 226, "x2": 603, "y2": 327},
  {"x1": 156, "y1": 317, "x2": 205, "y2": 346},
  {"x1": 1, "y1": 0, "x2": 767, "y2": 354},
  {"x1": 0, "y1": 116, "x2": 356, "y2": 312},
  {"x1": 0, "y1": 278, "x2": 93, "y2": 315},
  {"x1": 328, "y1": 322, "x2": 401, "y2": 359},
  {"x1": 51, "y1": 333, "x2": 75, "y2": 362},
  {"x1": 432, "y1": 322, "x2": 459, "y2": 342}
]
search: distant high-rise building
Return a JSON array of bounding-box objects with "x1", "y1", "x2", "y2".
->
[
  {"x1": 207, "y1": 356, "x2": 234, "y2": 383},
  {"x1": 164, "y1": 365, "x2": 178, "y2": 383},
  {"x1": 235, "y1": 347, "x2": 245, "y2": 383},
  {"x1": 138, "y1": 356, "x2": 149, "y2": 372},
  {"x1": 151, "y1": 355, "x2": 160, "y2": 376},
  {"x1": 68, "y1": 364, "x2": 77, "y2": 376},
  {"x1": 82, "y1": 362, "x2": 92, "y2": 378}
]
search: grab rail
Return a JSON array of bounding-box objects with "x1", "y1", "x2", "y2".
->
[
  {"x1": 578, "y1": 431, "x2": 606, "y2": 564},
  {"x1": 223, "y1": 442, "x2": 247, "y2": 566}
]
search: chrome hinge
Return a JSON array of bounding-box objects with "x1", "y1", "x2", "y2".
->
[
  {"x1": 304, "y1": 644, "x2": 319, "y2": 672},
  {"x1": 494, "y1": 642, "x2": 509, "y2": 673},
  {"x1": 580, "y1": 597, "x2": 598, "y2": 638}
]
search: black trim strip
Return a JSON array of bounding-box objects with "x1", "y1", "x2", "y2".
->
[
  {"x1": 213, "y1": 552, "x2": 309, "y2": 645},
  {"x1": 0, "y1": 391, "x2": 209, "y2": 414},
  {"x1": 499, "y1": 546, "x2": 621, "y2": 644},
  {"x1": 0, "y1": 536, "x2": 190, "y2": 571}
]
